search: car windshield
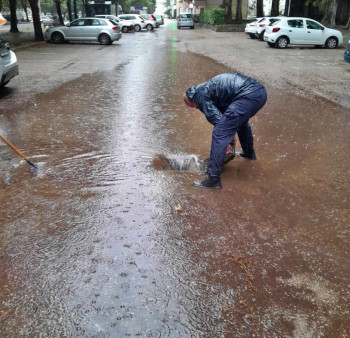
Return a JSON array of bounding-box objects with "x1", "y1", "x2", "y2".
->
[{"x1": 181, "y1": 14, "x2": 192, "y2": 18}]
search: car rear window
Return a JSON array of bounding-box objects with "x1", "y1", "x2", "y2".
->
[
  {"x1": 269, "y1": 18, "x2": 279, "y2": 25},
  {"x1": 181, "y1": 14, "x2": 192, "y2": 18},
  {"x1": 109, "y1": 19, "x2": 119, "y2": 26},
  {"x1": 270, "y1": 19, "x2": 280, "y2": 26}
]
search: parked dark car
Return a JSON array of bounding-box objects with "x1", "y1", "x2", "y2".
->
[{"x1": 345, "y1": 35, "x2": 350, "y2": 63}]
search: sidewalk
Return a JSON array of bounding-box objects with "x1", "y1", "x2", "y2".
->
[{"x1": 0, "y1": 28, "x2": 43, "y2": 51}]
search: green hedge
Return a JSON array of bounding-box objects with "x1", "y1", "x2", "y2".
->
[{"x1": 198, "y1": 9, "x2": 225, "y2": 25}]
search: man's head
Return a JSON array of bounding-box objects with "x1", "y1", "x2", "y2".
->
[{"x1": 183, "y1": 93, "x2": 198, "y2": 108}]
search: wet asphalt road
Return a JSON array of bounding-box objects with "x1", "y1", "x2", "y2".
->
[{"x1": 1, "y1": 21, "x2": 350, "y2": 337}]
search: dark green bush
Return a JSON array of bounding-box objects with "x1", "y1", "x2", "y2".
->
[{"x1": 198, "y1": 9, "x2": 225, "y2": 25}]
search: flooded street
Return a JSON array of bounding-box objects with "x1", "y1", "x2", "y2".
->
[{"x1": 1, "y1": 22, "x2": 350, "y2": 336}]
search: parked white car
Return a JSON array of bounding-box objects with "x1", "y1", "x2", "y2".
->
[
  {"x1": 244, "y1": 17, "x2": 263, "y2": 39},
  {"x1": 95, "y1": 14, "x2": 133, "y2": 33},
  {"x1": 264, "y1": 17, "x2": 343, "y2": 49},
  {"x1": 0, "y1": 40, "x2": 18, "y2": 88},
  {"x1": 255, "y1": 17, "x2": 280, "y2": 40},
  {"x1": 117, "y1": 14, "x2": 145, "y2": 32}
]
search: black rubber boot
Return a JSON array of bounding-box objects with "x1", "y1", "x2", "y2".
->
[
  {"x1": 193, "y1": 175, "x2": 222, "y2": 189},
  {"x1": 240, "y1": 149, "x2": 257, "y2": 160}
]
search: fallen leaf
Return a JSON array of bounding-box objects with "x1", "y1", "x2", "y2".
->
[
  {"x1": 174, "y1": 205, "x2": 182, "y2": 211},
  {"x1": 1, "y1": 309, "x2": 12, "y2": 318}
]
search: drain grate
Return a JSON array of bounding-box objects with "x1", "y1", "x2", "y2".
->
[{"x1": 153, "y1": 154, "x2": 201, "y2": 172}]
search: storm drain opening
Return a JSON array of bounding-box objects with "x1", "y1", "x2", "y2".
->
[{"x1": 152, "y1": 154, "x2": 201, "y2": 173}]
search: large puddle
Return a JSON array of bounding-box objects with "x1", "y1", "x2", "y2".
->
[{"x1": 0, "y1": 24, "x2": 349, "y2": 337}]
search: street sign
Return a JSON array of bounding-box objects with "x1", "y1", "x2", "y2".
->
[{"x1": 0, "y1": 13, "x2": 7, "y2": 26}]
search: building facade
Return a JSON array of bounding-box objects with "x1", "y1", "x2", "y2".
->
[{"x1": 171, "y1": 0, "x2": 249, "y2": 19}]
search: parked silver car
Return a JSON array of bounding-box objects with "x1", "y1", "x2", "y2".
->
[
  {"x1": 0, "y1": 40, "x2": 18, "y2": 88},
  {"x1": 45, "y1": 17, "x2": 122, "y2": 45},
  {"x1": 42, "y1": 16, "x2": 55, "y2": 27},
  {"x1": 177, "y1": 14, "x2": 194, "y2": 29}
]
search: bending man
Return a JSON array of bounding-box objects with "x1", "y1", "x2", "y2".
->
[{"x1": 183, "y1": 73, "x2": 267, "y2": 189}]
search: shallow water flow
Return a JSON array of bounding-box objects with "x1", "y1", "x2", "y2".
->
[{"x1": 0, "y1": 23, "x2": 349, "y2": 337}]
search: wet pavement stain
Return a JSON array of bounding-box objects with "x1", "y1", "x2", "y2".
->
[{"x1": 1, "y1": 24, "x2": 350, "y2": 337}]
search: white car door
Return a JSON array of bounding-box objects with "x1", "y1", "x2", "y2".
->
[
  {"x1": 286, "y1": 19, "x2": 307, "y2": 44},
  {"x1": 305, "y1": 19, "x2": 325, "y2": 44}
]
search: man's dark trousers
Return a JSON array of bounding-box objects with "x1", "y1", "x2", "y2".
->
[{"x1": 207, "y1": 87, "x2": 267, "y2": 176}]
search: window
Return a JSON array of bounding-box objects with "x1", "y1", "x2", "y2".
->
[
  {"x1": 269, "y1": 18, "x2": 279, "y2": 25},
  {"x1": 306, "y1": 20, "x2": 322, "y2": 30},
  {"x1": 270, "y1": 19, "x2": 280, "y2": 26},
  {"x1": 181, "y1": 14, "x2": 192, "y2": 18},
  {"x1": 287, "y1": 19, "x2": 304, "y2": 28},
  {"x1": 70, "y1": 19, "x2": 85, "y2": 26},
  {"x1": 91, "y1": 19, "x2": 100, "y2": 26},
  {"x1": 99, "y1": 20, "x2": 108, "y2": 26},
  {"x1": 109, "y1": 19, "x2": 119, "y2": 26}
]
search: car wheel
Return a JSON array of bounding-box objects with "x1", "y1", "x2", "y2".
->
[
  {"x1": 259, "y1": 31, "x2": 265, "y2": 40},
  {"x1": 134, "y1": 24, "x2": 141, "y2": 32},
  {"x1": 268, "y1": 42, "x2": 275, "y2": 48},
  {"x1": 177, "y1": 25, "x2": 181, "y2": 29},
  {"x1": 146, "y1": 24, "x2": 153, "y2": 31},
  {"x1": 122, "y1": 26, "x2": 128, "y2": 33},
  {"x1": 98, "y1": 33, "x2": 112, "y2": 45},
  {"x1": 325, "y1": 37, "x2": 338, "y2": 49},
  {"x1": 191, "y1": 26, "x2": 194, "y2": 29},
  {"x1": 249, "y1": 33, "x2": 256, "y2": 39},
  {"x1": 276, "y1": 36, "x2": 288, "y2": 49},
  {"x1": 51, "y1": 32, "x2": 64, "y2": 44}
]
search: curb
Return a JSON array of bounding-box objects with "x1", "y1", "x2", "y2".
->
[{"x1": 12, "y1": 40, "x2": 46, "y2": 52}]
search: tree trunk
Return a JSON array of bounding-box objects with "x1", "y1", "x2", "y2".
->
[
  {"x1": 235, "y1": 0, "x2": 242, "y2": 22},
  {"x1": 67, "y1": 0, "x2": 73, "y2": 21},
  {"x1": 9, "y1": 0, "x2": 19, "y2": 32},
  {"x1": 73, "y1": 0, "x2": 78, "y2": 19},
  {"x1": 284, "y1": 0, "x2": 289, "y2": 15},
  {"x1": 345, "y1": 16, "x2": 349, "y2": 29},
  {"x1": 271, "y1": 0, "x2": 279, "y2": 16},
  {"x1": 21, "y1": 0, "x2": 30, "y2": 22},
  {"x1": 322, "y1": 0, "x2": 338, "y2": 28},
  {"x1": 115, "y1": 0, "x2": 119, "y2": 16},
  {"x1": 256, "y1": 0, "x2": 264, "y2": 17},
  {"x1": 83, "y1": 3, "x2": 92, "y2": 17},
  {"x1": 223, "y1": 0, "x2": 232, "y2": 23},
  {"x1": 55, "y1": 0, "x2": 64, "y2": 24},
  {"x1": 28, "y1": 0, "x2": 44, "y2": 41}
]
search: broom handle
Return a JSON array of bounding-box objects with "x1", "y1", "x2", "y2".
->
[{"x1": 0, "y1": 135, "x2": 32, "y2": 163}]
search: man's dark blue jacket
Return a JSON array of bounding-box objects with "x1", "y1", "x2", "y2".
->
[{"x1": 186, "y1": 73, "x2": 264, "y2": 126}]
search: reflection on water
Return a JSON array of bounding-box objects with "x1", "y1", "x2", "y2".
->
[{"x1": 0, "y1": 22, "x2": 349, "y2": 337}]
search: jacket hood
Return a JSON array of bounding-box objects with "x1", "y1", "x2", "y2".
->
[{"x1": 185, "y1": 83, "x2": 206, "y2": 105}]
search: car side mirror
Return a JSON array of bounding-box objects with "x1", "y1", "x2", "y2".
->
[
  {"x1": 66, "y1": 23, "x2": 70, "y2": 27},
  {"x1": 321, "y1": 26, "x2": 324, "y2": 30}
]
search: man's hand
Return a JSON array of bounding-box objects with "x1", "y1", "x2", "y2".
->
[{"x1": 226, "y1": 136, "x2": 237, "y2": 155}]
